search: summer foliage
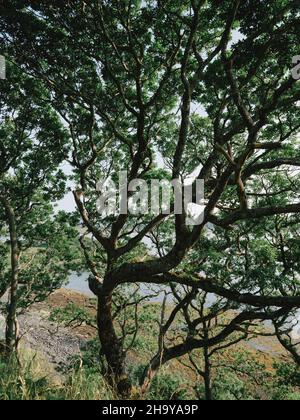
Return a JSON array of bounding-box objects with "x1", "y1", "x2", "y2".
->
[{"x1": 0, "y1": 0, "x2": 300, "y2": 400}]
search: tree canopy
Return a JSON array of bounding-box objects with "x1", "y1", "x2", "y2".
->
[{"x1": 0, "y1": 0, "x2": 300, "y2": 397}]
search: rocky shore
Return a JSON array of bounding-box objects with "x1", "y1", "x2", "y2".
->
[
  {"x1": 0, "y1": 288, "x2": 292, "y2": 384},
  {"x1": 1, "y1": 289, "x2": 97, "y2": 383}
]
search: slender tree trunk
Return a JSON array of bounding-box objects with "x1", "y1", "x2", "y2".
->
[
  {"x1": 203, "y1": 344, "x2": 212, "y2": 401},
  {"x1": 2, "y1": 200, "x2": 20, "y2": 356},
  {"x1": 97, "y1": 292, "x2": 132, "y2": 397},
  {"x1": 141, "y1": 331, "x2": 213, "y2": 398},
  {"x1": 140, "y1": 353, "x2": 162, "y2": 394}
]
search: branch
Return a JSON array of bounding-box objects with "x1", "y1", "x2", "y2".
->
[
  {"x1": 136, "y1": 273, "x2": 300, "y2": 309},
  {"x1": 217, "y1": 203, "x2": 300, "y2": 227}
]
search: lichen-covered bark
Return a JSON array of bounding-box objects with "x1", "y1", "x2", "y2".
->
[
  {"x1": 97, "y1": 293, "x2": 132, "y2": 396},
  {"x1": 1, "y1": 199, "x2": 20, "y2": 355}
]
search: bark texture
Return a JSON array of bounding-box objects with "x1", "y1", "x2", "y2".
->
[{"x1": 1, "y1": 199, "x2": 20, "y2": 355}]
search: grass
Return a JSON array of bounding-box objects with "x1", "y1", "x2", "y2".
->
[
  {"x1": 1, "y1": 289, "x2": 300, "y2": 400},
  {"x1": 0, "y1": 353, "x2": 49, "y2": 400},
  {"x1": 1, "y1": 347, "x2": 300, "y2": 400},
  {"x1": 0, "y1": 348, "x2": 116, "y2": 400}
]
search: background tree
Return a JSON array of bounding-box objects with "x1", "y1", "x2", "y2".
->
[
  {"x1": 0, "y1": 62, "x2": 80, "y2": 355},
  {"x1": 1, "y1": 0, "x2": 300, "y2": 395}
]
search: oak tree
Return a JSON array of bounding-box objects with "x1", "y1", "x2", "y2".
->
[{"x1": 1, "y1": 0, "x2": 300, "y2": 394}]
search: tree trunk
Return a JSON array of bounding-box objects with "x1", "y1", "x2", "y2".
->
[
  {"x1": 97, "y1": 292, "x2": 132, "y2": 397},
  {"x1": 140, "y1": 353, "x2": 162, "y2": 394},
  {"x1": 141, "y1": 342, "x2": 185, "y2": 395},
  {"x1": 3, "y1": 200, "x2": 20, "y2": 356},
  {"x1": 203, "y1": 344, "x2": 212, "y2": 401}
]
